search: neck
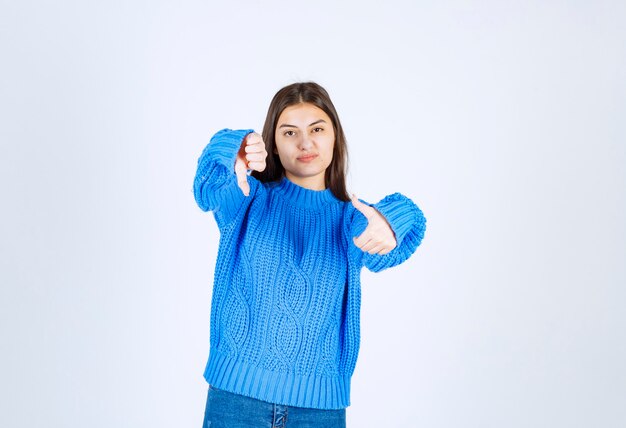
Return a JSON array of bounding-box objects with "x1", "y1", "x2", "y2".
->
[{"x1": 285, "y1": 172, "x2": 325, "y2": 191}]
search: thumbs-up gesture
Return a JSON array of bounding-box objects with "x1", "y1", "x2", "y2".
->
[
  {"x1": 351, "y1": 194, "x2": 397, "y2": 255},
  {"x1": 235, "y1": 132, "x2": 267, "y2": 196}
]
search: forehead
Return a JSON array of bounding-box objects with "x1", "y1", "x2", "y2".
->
[{"x1": 277, "y1": 103, "x2": 332, "y2": 126}]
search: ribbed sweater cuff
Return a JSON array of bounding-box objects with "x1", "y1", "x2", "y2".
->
[
  {"x1": 203, "y1": 128, "x2": 255, "y2": 169},
  {"x1": 372, "y1": 192, "x2": 422, "y2": 244}
]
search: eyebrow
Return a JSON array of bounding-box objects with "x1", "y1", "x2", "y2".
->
[{"x1": 278, "y1": 119, "x2": 327, "y2": 129}]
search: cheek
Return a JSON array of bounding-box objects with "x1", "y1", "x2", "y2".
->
[
  {"x1": 273, "y1": 139, "x2": 284, "y2": 156},
  {"x1": 274, "y1": 142, "x2": 291, "y2": 160},
  {"x1": 325, "y1": 138, "x2": 336, "y2": 159}
]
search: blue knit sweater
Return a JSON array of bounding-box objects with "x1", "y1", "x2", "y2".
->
[{"x1": 193, "y1": 128, "x2": 427, "y2": 409}]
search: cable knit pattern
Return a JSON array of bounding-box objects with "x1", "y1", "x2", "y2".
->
[{"x1": 193, "y1": 128, "x2": 427, "y2": 409}]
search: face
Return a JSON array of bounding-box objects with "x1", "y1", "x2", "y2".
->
[{"x1": 274, "y1": 103, "x2": 335, "y2": 191}]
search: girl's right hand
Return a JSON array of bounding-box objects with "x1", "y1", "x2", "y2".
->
[{"x1": 235, "y1": 132, "x2": 267, "y2": 196}]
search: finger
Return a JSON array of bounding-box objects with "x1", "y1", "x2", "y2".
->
[
  {"x1": 350, "y1": 193, "x2": 373, "y2": 218},
  {"x1": 361, "y1": 239, "x2": 379, "y2": 253},
  {"x1": 234, "y1": 158, "x2": 250, "y2": 196},
  {"x1": 245, "y1": 132, "x2": 262, "y2": 146},
  {"x1": 245, "y1": 142, "x2": 265, "y2": 153},
  {"x1": 376, "y1": 246, "x2": 393, "y2": 255},
  {"x1": 369, "y1": 242, "x2": 392, "y2": 254},
  {"x1": 365, "y1": 244, "x2": 384, "y2": 254},
  {"x1": 246, "y1": 152, "x2": 266, "y2": 162},
  {"x1": 353, "y1": 233, "x2": 372, "y2": 249},
  {"x1": 247, "y1": 161, "x2": 266, "y2": 172},
  {"x1": 352, "y1": 230, "x2": 368, "y2": 247}
]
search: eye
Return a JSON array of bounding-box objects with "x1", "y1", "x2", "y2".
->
[
  {"x1": 283, "y1": 130, "x2": 296, "y2": 137},
  {"x1": 312, "y1": 127, "x2": 324, "y2": 133}
]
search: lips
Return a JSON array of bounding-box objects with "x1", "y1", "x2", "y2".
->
[{"x1": 297, "y1": 154, "x2": 318, "y2": 162}]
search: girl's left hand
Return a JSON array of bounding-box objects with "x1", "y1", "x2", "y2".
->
[{"x1": 351, "y1": 194, "x2": 397, "y2": 255}]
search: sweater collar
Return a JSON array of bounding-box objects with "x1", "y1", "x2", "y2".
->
[{"x1": 274, "y1": 176, "x2": 339, "y2": 209}]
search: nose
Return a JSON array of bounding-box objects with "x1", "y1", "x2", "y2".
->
[{"x1": 298, "y1": 134, "x2": 313, "y2": 151}]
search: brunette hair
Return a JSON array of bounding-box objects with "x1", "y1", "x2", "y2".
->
[{"x1": 251, "y1": 82, "x2": 350, "y2": 202}]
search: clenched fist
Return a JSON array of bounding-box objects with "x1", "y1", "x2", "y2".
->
[{"x1": 235, "y1": 132, "x2": 268, "y2": 196}]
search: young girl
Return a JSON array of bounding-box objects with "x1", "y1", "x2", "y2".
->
[{"x1": 193, "y1": 82, "x2": 426, "y2": 427}]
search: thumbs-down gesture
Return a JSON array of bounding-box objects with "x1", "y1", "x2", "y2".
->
[{"x1": 235, "y1": 132, "x2": 267, "y2": 196}]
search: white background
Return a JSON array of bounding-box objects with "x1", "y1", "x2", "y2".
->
[{"x1": 1, "y1": 1, "x2": 624, "y2": 427}]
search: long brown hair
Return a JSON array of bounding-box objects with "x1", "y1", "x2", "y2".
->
[{"x1": 251, "y1": 82, "x2": 350, "y2": 202}]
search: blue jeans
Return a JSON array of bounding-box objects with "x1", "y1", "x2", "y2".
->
[{"x1": 202, "y1": 385, "x2": 347, "y2": 428}]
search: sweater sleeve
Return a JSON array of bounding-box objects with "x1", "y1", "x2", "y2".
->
[
  {"x1": 350, "y1": 192, "x2": 427, "y2": 272},
  {"x1": 193, "y1": 128, "x2": 256, "y2": 227}
]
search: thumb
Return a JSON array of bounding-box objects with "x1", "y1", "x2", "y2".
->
[
  {"x1": 234, "y1": 157, "x2": 250, "y2": 196},
  {"x1": 350, "y1": 193, "x2": 373, "y2": 218}
]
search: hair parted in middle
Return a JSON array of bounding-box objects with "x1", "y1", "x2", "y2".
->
[{"x1": 251, "y1": 81, "x2": 350, "y2": 202}]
